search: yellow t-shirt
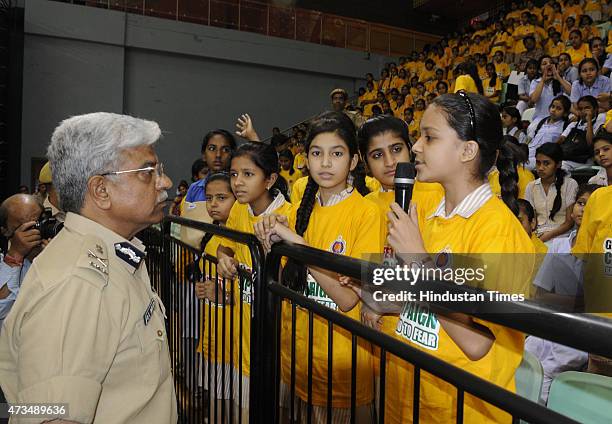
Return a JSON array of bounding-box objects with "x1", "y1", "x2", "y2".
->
[
  {"x1": 546, "y1": 40, "x2": 565, "y2": 58},
  {"x1": 477, "y1": 65, "x2": 488, "y2": 81},
  {"x1": 419, "y1": 68, "x2": 436, "y2": 84},
  {"x1": 605, "y1": 109, "x2": 612, "y2": 127},
  {"x1": 379, "y1": 78, "x2": 391, "y2": 92},
  {"x1": 386, "y1": 194, "x2": 534, "y2": 423},
  {"x1": 196, "y1": 236, "x2": 233, "y2": 364},
  {"x1": 483, "y1": 77, "x2": 503, "y2": 103},
  {"x1": 407, "y1": 119, "x2": 420, "y2": 139},
  {"x1": 220, "y1": 199, "x2": 293, "y2": 375},
  {"x1": 488, "y1": 165, "x2": 535, "y2": 200},
  {"x1": 572, "y1": 186, "x2": 612, "y2": 315},
  {"x1": 293, "y1": 152, "x2": 307, "y2": 173},
  {"x1": 454, "y1": 74, "x2": 479, "y2": 94},
  {"x1": 490, "y1": 32, "x2": 510, "y2": 55},
  {"x1": 280, "y1": 168, "x2": 300, "y2": 196},
  {"x1": 494, "y1": 61, "x2": 511, "y2": 80},
  {"x1": 531, "y1": 233, "x2": 549, "y2": 255},
  {"x1": 280, "y1": 190, "x2": 382, "y2": 407},
  {"x1": 426, "y1": 79, "x2": 448, "y2": 94},
  {"x1": 565, "y1": 44, "x2": 592, "y2": 65},
  {"x1": 361, "y1": 90, "x2": 378, "y2": 117},
  {"x1": 547, "y1": 12, "x2": 564, "y2": 33},
  {"x1": 390, "y1": 76, "x2": 407, "y2": 90},
  {"x1": 290, "y1": 175, "x2": 381, "y2": 205},
  {"x1": 469, "y1": 43, "x2": 488, "y2": 57},
  {"x1": 513, "y1": 25, "x2": 536, "y2": 54}
]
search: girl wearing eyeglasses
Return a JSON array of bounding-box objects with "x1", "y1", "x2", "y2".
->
[{"x1": 385, "y1": 92, "x2": 535, "y2": 423}]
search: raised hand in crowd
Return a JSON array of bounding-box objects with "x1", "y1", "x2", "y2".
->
[{"x1": 235, "y1": 113, "x2": 260, "y2": 142}]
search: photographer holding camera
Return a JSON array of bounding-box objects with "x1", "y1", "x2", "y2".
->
[
  {"x1": 0, "y1": 113, "x2": 177, "y2": 424},
  {"x1": 38, "y1": 160, "x2": 66, "y2": 222},
  {"x1": 0, "y1": 194, "x2": 46, "y2": 330}
]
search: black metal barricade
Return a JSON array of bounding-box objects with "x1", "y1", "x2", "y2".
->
[
  {"x1": 140, "y1": 216, "x2": 265, "y2": 424},
  {"x1": 260, "y1": 241, "x2": 612, "y2": 424}
]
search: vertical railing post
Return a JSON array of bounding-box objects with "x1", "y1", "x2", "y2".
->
[
  {"x1": 238, "y1": 0, "x2": 241, "y2": 31},
  {"x1": 293, "y1": 8, "x2": 297, "y2": 40},
  {"x1": 266, "y1": 4, "x2": 269, "y2": 36},
  {"x1": 344, "y1": 22, "x2": 348, "y2": 49},
  {"x1": 319, "y1": 14, "x2": 323, "y2": 44}
]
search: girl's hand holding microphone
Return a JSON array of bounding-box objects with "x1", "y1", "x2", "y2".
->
[{"x1": 386, "y1": 202, "x2": 426, "y2": 255}]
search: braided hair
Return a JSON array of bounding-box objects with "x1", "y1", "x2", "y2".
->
[
  {"x1": 535, "y1": 143, "x2": 566, "y2": 220},
  {"x1": 282, "y1": 111, "x2": 361, "y2": 293}
]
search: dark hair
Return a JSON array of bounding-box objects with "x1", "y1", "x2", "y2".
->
[
  {"x1": 486, "y1": 63, "x2": 497, "y2": 87},
  {"x1": 577, "y1": 58, "x2": 599, "y2": 86},
  {"x1": 590, "y1": 37, "x2": 607, "y2": 66},
  {"x1": 558, "y1": 52, "x2": 572, "y2": 65},
  {"x1": 502, "y1": 106, "x2": 522, "y2": 130},
  {"x1": 357, "y1": 115, "x2": 411, "y2": 161},
  {"x1": 569, "y1": 29, "x2": 582, "y2": 39},
  {"x1": 525, "y1": 59, "x2": 540, "y2": 77},
  {"x1": 425, "y1": 59, "x2": 435, "y2": 66},
  {"x1": 535, "y1": 143, "x2": 566, "y2": 220},
  {"x1": 575, "y1": 183, "x2": 601, "y2": 201},
  {"x1": 593, "y1": 131, "x2": 612, "y2": 146},
  {"x1": 278, "y1": 149, "x2": 296, "y2": 176},
  {"x1": 433, "y1": 93, "x2": 519, "y2": 215},
  {"x1": 201, "y1": 129, "x2": 237, "y2": 153},
  {"x1": 191, "y1": 158, "x2": 207, "y2": 181},
  {"x1": 178, "y1": 179, "x2": 189, "y2": 189},
  {"x1": 503, "y1": 134, "x2": 528, "y2": 164},
  {"x1": 538, "y1": 55, "x2": 562, "y2": 95},
  {"x1": 231, "y1": 142, "x2": 289, "y2": 201},
  {"x1": 551, "y1": 94, "x2": 572, "y2": 115},
  {"x1": 201, "y1": 172, "x2": 233, "y2": 250},
  {"x1": 457, "y1": 62, "x2": 484, "y2": 94},
  {"x1": 283, "y1": 111, "x2": 365, "y2": 292},
  {"x1": 577, "y1": 95, "x2": 598, "y2": 119},
  {"x1": 517, "y1": 199, "x2": 535, "y2": 222},
  {"x1": 437, "y1": 81, "x2": 449, "y2": 92}
]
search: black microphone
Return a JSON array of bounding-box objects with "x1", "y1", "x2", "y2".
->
[{"x1": 395, "y1": 162, "x2": 415, "y2": 213}]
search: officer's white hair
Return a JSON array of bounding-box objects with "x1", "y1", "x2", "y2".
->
[{"x1": 47, "y1": 112, "x2": 161, "y2": 213}]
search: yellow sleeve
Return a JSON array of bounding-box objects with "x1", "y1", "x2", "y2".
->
[
  {"x1": 219, "y1": 203, "x2": 239, "y2": 253},
  {"x1": 572, "y1": 194, "x2": 597, "y2": 255},
  {"x1": 179, "y1": 195, "x2": 187, "y2": 216}
]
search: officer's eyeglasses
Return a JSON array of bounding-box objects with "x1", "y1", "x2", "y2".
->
[{"x1": 101, "y1": 163, "x2": 165, "y2": 179}]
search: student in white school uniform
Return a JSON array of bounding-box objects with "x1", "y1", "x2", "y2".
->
[
  {"x1": 525, "y1": 143, "x2": 579, "y2": 243},
  {"x1": 525, "y1": 95, "x2": 571, "y2": 170},
  {"x1": 525, "y1": 184, "x2": 603, "y2": 404},
  {"x1": 588, "y1": 132, "x2": 612, "y2": 186},
  {"x1": 529, "y1": 55, "x2": 571, "y2": 123},
  {"x1": 556, "y1": 95, "x2": 606, "y2": 170},
  {"x1": 501, "y1": 106, "x2": 527, "y2": 144},
  {"x1": 570, "y1": 58, "x2": 612, "y2": 114}
]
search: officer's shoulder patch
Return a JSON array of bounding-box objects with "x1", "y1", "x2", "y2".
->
[{"x1": 73, "y1": 234, "x2": 109, "y2": 288}]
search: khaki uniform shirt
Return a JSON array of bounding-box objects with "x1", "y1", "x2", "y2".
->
[{"x1": 0, "y1": 212, "x2": 177, "y2": 423}]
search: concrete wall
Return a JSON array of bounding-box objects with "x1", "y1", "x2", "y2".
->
[{"x1": 21, "y1": 0, "x2": 391, "y2": 186}]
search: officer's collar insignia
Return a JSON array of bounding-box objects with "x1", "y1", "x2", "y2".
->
[{"x1": 114, "y1": 242, "x2": 145, "y2": 270}]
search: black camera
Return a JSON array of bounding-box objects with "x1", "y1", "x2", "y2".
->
[{"x1": 34, "y1": 209, "x2": 64, "y2": 239}]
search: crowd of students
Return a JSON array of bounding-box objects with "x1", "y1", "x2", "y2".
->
[
  {"x1": 175, "y1": 97, "x2": 611, "y2": 423},
  {"x1": 168, "y1": 1, "x2": 612, "y2": 422}
]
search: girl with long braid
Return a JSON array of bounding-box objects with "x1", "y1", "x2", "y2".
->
[
  {"x1": 384, "y1": 92, "x2": 534, "y2": 423},
  {"x1": 524, "y1": 143, "x2": 578, "y2": 242},
  {"x1": 255, "y1": 111, "x2": 381, "y2": 423}
]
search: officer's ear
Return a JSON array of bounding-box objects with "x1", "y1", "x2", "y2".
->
[{"x1": 86, "y1": 175, "x2": 112, "y2": 210}]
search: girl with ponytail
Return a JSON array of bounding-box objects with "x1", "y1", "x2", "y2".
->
[
  {"x1": 216, "y1": 142, "x2": 293, "y2": 421},
  {"x1": 254, "y1": 111, "x2": 381, "y2": 422},
  {"x1": 385, "y1": 92, "x2": 535, "y2": 423},
  {"x1": 524, "y1": 143, "x2": 579, "y2": 242},
  {"x1": 488, "y1": 135, "x2": 535, "y2": 200}
]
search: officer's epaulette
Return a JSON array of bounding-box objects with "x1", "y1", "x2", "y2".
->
[{"x1": 74, "y1": 234, "x2": 109, "y2": 287}]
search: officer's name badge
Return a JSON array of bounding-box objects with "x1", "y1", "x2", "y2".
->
[{"x1": 143, "y1": 298, "x2": 156, "y2": 326}]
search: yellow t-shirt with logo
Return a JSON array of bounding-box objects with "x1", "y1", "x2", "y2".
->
[
  {"x1": 483, "y1": 77, "x2": 503, "y2": 103},
  {"x1": 197, "y1": 236, "x2": 233, "y2": 364},
  {"x1": 572, "y1": 186, "x2": 612, "y2": 316},
  {"x1": 280, "y1": 190, "x2": 382, "y2": 407},
  {"x1": 488, "y1": 165, "x2": 534, "y2": 200},
  {"x1": 385, "y1": 194, "x2": 534, "y2": 423},
  {"x1": 494, "y1": 62, "x2": 511, "y2": 80},
  {"x1": 546, "y1": 40, "x2": 565, "y2": 58},
  {"x1": 220, "y1": 200, "x2": 293, "y2": 375}
]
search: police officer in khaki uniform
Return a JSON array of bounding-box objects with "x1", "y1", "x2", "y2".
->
[
  {"x1": 330, "y1": 88, "x2": 365, "y2": 128},
  {"x1": 0, "y1": 112, "x2": 177, "y2": 423},
  {"x1": 38, "y1": 161, "x2": 65, "y2": 222}
]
